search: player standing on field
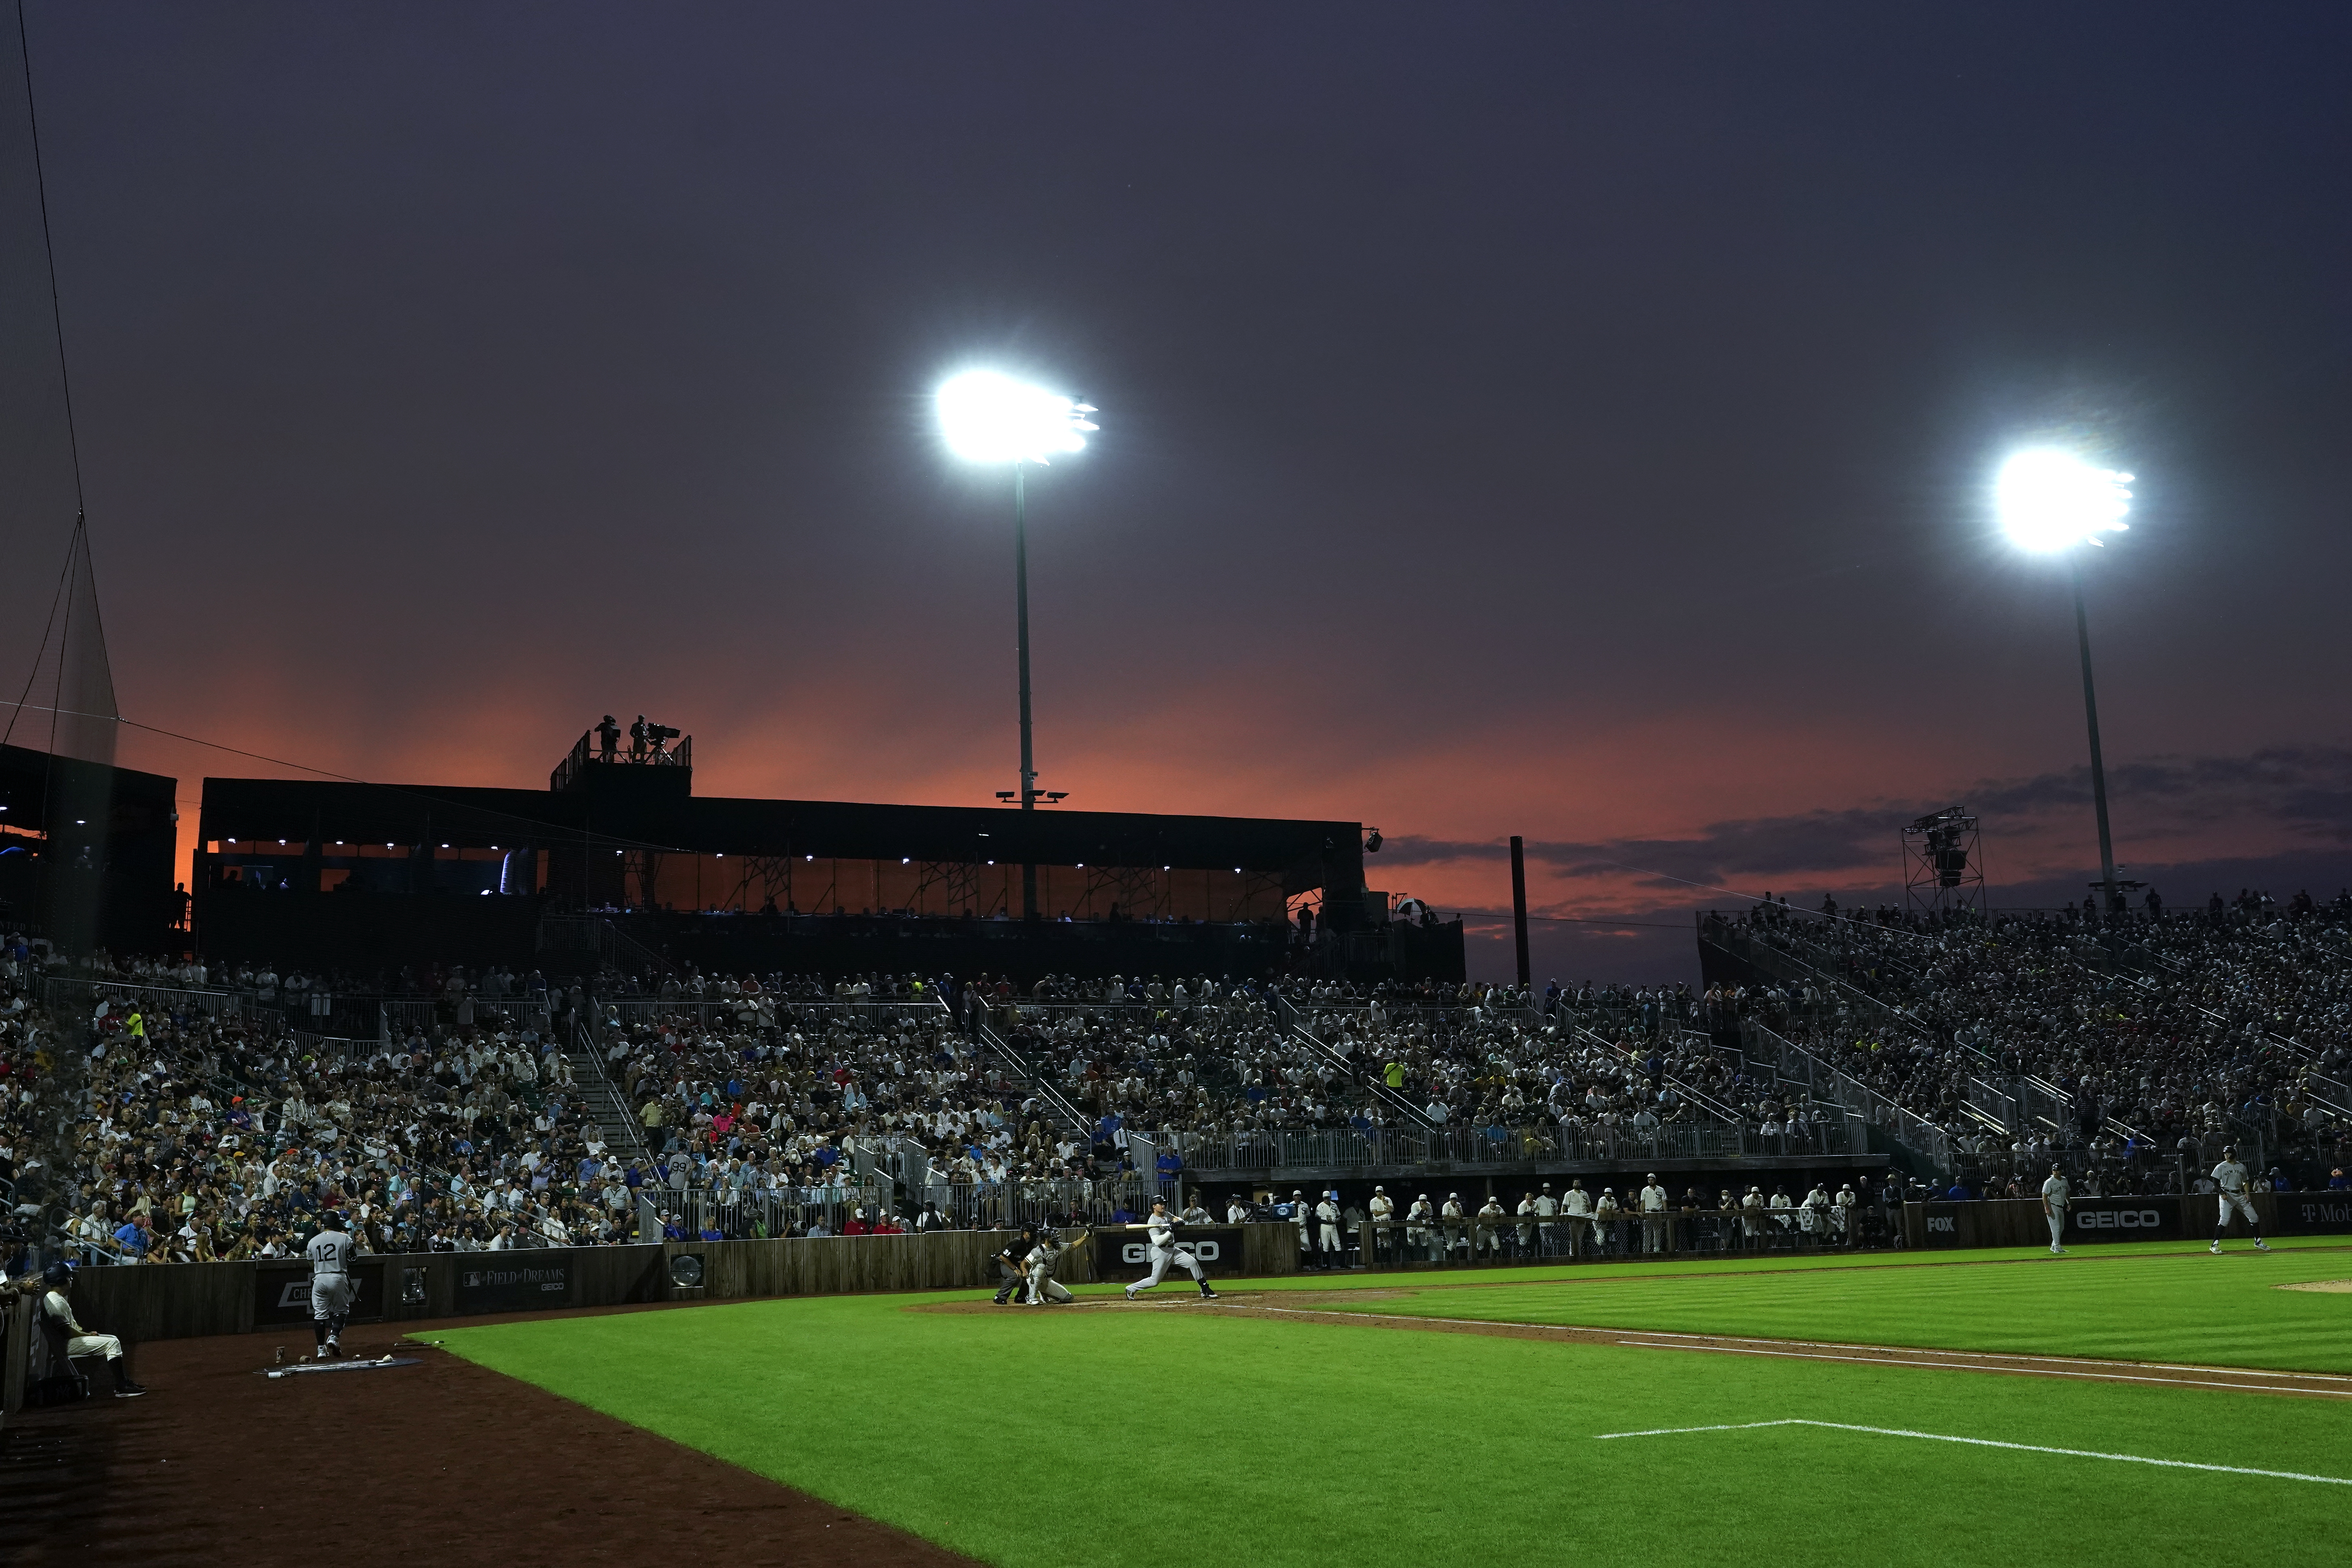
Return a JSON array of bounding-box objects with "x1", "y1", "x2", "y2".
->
[
  {"x1": 2209, "y1": 1145, "x2": 2272, "y2": 1254},
  {"x1": 306, "y1": 1209, "x2": 361, "y2": 1358},
  {"x1": 2039, "y1": 1163, "x2": 2069, "y2": 1254},
  {"x1": 1124, "y1": 1198, "x2": 1219, "y2": 1300}
]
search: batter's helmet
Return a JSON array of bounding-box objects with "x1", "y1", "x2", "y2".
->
[{"x1": 42, "y1": 1260, "x2": 73, "y2": 1288}]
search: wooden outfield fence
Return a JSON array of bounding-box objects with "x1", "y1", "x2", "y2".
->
[{"x1": 31, "y1": 1223, "x2": 1305, "y2": 1366}]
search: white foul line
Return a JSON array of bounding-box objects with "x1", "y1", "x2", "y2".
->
[
  {"x1": 1591, "y1": 1419, "x2": 2352, "y2": 1486},
  {"x1": 1611, "y1": 1339, "x2": 2352, "y2": 1398}
]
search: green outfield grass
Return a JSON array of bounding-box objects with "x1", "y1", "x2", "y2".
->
[
  {"x1": 436, "y1": 1239, "x2": 2351, "y2": 1568},
  {"x1": 1253, "y1": 1235, "x2": 2352, "y2": 1372}
]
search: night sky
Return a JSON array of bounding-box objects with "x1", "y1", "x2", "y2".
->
[{"x1": 3, "y1": 5, "x2": 2348, "y2": 980}]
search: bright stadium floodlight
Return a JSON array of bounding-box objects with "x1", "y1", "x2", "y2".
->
[
  {"x1": 1996, "y1": 449, "x2": 2133, "y2": 553},
  {"x1": 936, "y1": 367, "x2": 1099, "y2": 922},
  {"x1": 1996, "y1": 446, "x2": 2140, "y2": 928},
  {"x1": 936, "y1": 370, "x2": 1096, "y2": 464}
]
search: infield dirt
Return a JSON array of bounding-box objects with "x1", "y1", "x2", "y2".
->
[{"x1": 0, "y1": 1306, "x2": 976, "y2": 1568}]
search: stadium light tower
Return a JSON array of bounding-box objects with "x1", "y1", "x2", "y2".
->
[
  {"x1": 1997, "y1": 448, "x2": 2135, "y2": 917},
  {"x1": 936, "y1": 369, "x2": 1097, "y2": 920}
]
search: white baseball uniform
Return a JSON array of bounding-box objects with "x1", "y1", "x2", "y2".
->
[
  {"x1": 1127, "y1": 1210, "x2": 1206, "y2": 1294},
  {"x1": 307, "y1": 1227, "x2": 358, "y2": 1323},
  {"x1": 2212, "y1": 1161, "x2": 2258, "y2": 1229},
  {"x1": 2040, "y1": 1173, "x2": 2069, "y2": 1248},
  {"x1": 43, "y1": 1289, "x2": 124, "y2": 1362},
  {"x1": 1023, "y1": 1232, "x2": 1078, "y2": 1304}
]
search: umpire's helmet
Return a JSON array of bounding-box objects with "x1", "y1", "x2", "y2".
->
[{"x1": 43, "y1": 1260, "x2": 74, "y2": 1288}]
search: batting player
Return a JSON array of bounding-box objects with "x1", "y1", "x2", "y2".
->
[
  {"x1": 2209, "y1": 1145, "x2": 2272, "y2": 1254},
  {"x1": 307, "y1": 1209, "x2": 361, "y2": 1358},
  {"x1": 2039, "y1": 1163, "x2": 2069, "y2": 1254},
  {"x1": 1022, "y1": 1226, "x2": 1090, "y2": 1305},
  {"x1": 1123, "y1": 1198, "x2": 1219, "y2": 1300}
]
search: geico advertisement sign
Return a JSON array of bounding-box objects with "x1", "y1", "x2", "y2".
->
[
  {"x1": 1103, "y1": 1226, "x2": 1243, "y2": 1269},
  {"x1": 1110, "y1": 1238, "x2": 1224, "y2": 1265},
  {"x1": 2064, "y1": 1198, "x2": 2180, "y2": 1240}
]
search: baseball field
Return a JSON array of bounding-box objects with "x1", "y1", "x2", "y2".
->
[{"x1": 433, "y1": 1236, "x2": 2351, "y2": 1567}]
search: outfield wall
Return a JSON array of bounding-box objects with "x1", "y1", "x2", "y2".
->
[
  {"x1": 1902, "y1": 1192, "x2": 2348, "y2": 1248},
  {"x1": 33, "y1": 1223, "x2": 1304, "y2": 1360}
]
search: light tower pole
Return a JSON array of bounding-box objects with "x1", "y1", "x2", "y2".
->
[
  {"x1": 937, "y1": 370, "x2": 1097, "y2": 920},
  {"x1": 1995, "y1": 448, "x2": 2136, "y2": 919}
]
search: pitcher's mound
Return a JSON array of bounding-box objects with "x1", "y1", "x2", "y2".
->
[{"x1": 2274, "y1": 1279, "x2": 2352, "y2": 1293}]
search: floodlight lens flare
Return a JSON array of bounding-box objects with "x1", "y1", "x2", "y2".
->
[
  {"x1": 1997, "y1": 449, "x2": 2134, "y2": 553},
  {"x1": 936, "y1": 370, "x2": 1095, "y2": 463}
]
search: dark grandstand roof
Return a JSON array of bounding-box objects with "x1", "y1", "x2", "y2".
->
[{"x1": 197, "y1": 773, "x2": 1363, "y2": 892}]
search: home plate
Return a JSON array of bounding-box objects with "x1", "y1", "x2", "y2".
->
[{"x1": 265, "y1": 1356, "x2": 422, "y2": 1379}]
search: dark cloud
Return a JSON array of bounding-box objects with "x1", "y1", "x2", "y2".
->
[{"x1": 1384, "y1": 744, "x2": 2352, "y2": 892}]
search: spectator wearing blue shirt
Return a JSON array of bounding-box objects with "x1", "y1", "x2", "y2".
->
[
  {"x1": 112, "y1": 1213, "x2": 153, "y2": 1259},
  {"x1": 2330, "y1": 1168, "x2": 2348, "y2": 1191},
  {"x1": 1944, "y1": 1181, "x2": 1972, "y2": 1202}
]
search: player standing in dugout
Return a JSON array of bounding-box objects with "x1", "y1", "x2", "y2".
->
[{"x1": 1123, "y1": 1197, "x2": 1220, "y2": 1301}]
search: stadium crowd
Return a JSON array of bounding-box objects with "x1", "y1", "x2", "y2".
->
[
  {"x1": 10, "y1": 889, "x2": 2352, "y2": 1277},
  {"x1": 1703, "y1": 890, "x2": 2352, "y2": 1188}
]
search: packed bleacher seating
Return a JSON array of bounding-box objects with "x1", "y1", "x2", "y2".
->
[{"x1": 1703, "y1": 890, "x2": 2352, "y2": 1190}]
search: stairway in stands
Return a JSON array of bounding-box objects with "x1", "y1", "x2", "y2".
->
[{"x1": 566, "y1": 1027, "x2": 651, "y2": 1164}]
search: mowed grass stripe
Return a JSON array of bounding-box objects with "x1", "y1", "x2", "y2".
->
[
  {"x1": 439, "y1": 1285, "x2": 2345, "y2": 1568},
  {"x1": 1297, "y1": 1243, "x2": 2352, "y2": 1371}
]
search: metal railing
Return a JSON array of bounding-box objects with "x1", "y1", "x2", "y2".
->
[
  {"x1": 1163, "y1": 1117, "x2": 1849, "y2": 1176},
  {"x1": 1743, "y1": 1019, "x2": 1955, "y2": 1176},
  {"x1": 1346, "y1": 1207, "x2": 1895, "y2": 1267}
]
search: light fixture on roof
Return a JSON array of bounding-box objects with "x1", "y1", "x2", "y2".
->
[{"x1": 1996, "y1": 449, "x2": 2133, "y2": 554}]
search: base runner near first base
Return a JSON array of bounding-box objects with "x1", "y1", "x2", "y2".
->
[
  {"x1": 1123, "y1": 1198, "x2": 1219, "y2": 1300},
  {"x1": 306, "y1": 1209, "x2": 362, "y2": 1358},
  {"x1": 2208, "y1": 1145, "x2": 2272, "y2": 1255}
]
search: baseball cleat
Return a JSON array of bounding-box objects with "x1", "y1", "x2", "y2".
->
[
  {"x1": 2254, "y1": 1239, "x2": 2271, "y2": 1251},
  {"x1": 1201, "y1": 1289, "x2": 1220, "y2": 1299},
  {"x1": 2049, "y1": 1246, "x2": 2066, "y2": 1254},
  {"x1": 114, "y1": 1382, "x2": 147, "y2": 1398},
  {"x1": 2209, "y1": 1241, "x2": 2223, "y2": 1254},
  {"x1": 1123, "y1": 1287, "x2": 1137, "y2": 1300},
  {"x1": 314, "y1": 1345, "x2": 330, "y2": 1360}
]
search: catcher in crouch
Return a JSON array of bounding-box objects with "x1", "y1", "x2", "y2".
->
[
  {"x1": 1023, "y1": 1224, "x2": 1091, "y2": 1305},
  {"x1": 1123, "y1": 1197, "x2": 1220, "y2": 1301}
]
